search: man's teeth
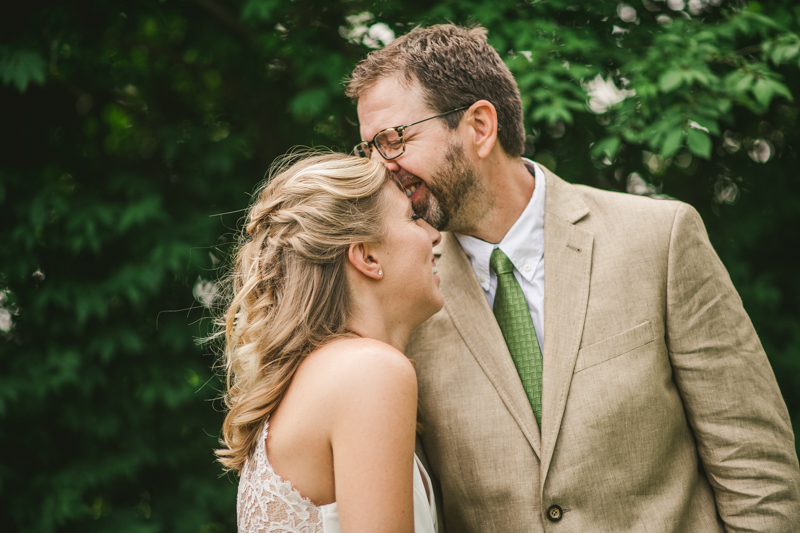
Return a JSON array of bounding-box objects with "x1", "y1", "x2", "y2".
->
[
  {"x1": 432, "y1": 265, "x2": 438, "y2": 274},
  {"x1": 405, "y1": 183, "x2": 421, "y2": 197}
]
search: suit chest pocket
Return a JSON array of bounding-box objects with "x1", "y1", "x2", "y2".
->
[{"x1": 574, "y1": 321, "x2": 655, "y2": 373}]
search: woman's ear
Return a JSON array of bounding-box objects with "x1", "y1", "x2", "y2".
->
[
  {"x1": 468, "y1": 100, "x2": 499, "y2": 160},
  {"x1": 347, "y1": 242, "x2": 383, "y2": 280}
]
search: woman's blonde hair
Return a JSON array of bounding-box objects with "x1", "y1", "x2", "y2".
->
[{"x1": 216, "y1": 152, "x2": 394, "y2": 472}]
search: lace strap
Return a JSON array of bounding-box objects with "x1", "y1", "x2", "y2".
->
[{"x1": 252, "y1": 420, "x2": 270, "y2": 466}]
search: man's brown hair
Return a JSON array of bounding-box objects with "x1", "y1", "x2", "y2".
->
[{"x1": 346, "y1": 24, "x2": 525, "y2": 158}]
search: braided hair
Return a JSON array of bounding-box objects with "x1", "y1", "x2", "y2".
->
[{"x1": 216, "y1": 152, "x2": 393, "y2": 472}]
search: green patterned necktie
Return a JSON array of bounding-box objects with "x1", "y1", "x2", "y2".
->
[{"x1": 490, "y1": 248, "x2": 543, "y2": 426}]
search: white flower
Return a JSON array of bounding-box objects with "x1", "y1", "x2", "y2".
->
[
  {"x1": 688, "y1": 121, "x2": 709, "y2": 133},
  {"x1": 364, "y1": 23, "x2": 395, "y2": 49},
  {"x1": 339, "y1": 13, "x2": 394, "y2": 49},
  {"x1": 0, "y1": 308, "x2": 12, "y2": 333},
  {"x1": 584, "y1": 75, "x2": 636, "y2": 114},
  {"x1": 748, "y1": 139, "x2": 773, "y2": 163},
  {"x1": 617, "y1": 4, "x2": 638, "y2": 23},
  {"x1": 193, "y1": 278, "x2": 218, "y2": 308},
  {"x1": 627, "y1": 173, "x2": 659, "y2": 196},
  {"x1": 667, "y1": 0, "x2": 685, "y2": 11}
]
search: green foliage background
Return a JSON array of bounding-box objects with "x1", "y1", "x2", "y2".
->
[{"x1": 1, "y1": 0, "x2": 799, "y2": 531}]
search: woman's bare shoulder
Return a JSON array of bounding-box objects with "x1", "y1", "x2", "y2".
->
[
  {"x1": 298, "y1": 338, "x2": 417, "y2": 409},
  {"x1": 308, "y1": 338, "x2": 414, "y2": 378}
]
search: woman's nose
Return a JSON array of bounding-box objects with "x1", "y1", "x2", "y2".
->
[{"x1": 429, "y1": 226, "x2": 442, "y2": 247}]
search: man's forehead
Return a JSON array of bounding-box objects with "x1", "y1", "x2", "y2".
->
[{"x1": 356, "y1": 76, "x2": 432, "y2": 137}]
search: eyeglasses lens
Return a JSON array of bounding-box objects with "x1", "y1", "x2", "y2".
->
[
  {"x1": 375, "y1": 129, "x2": 403, "y2": 159},
  {"x1": 354, "y1": 143, "x2": 370, "y2": 158}
]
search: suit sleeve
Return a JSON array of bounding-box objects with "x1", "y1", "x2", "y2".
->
[{"x1": 666, "y1": 202, "x2": 800, "y2": 532}]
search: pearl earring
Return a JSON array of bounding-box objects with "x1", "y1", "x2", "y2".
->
[{"x1": 378, "y1": 269, "x2": 383, "y2": 277}]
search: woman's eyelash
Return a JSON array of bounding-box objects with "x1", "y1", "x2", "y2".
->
[{"x1": 411, "y1": 214, "x2": 422, "y2": 221}]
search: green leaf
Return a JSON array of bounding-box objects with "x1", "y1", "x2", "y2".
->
[
  {"x1": 241, "y1": 0, "x2": 280, "y2": 23},
  {"x1": 660, "y1": 128, "x2": 684, "y2": 158},
  {"x1": 752, "y1": 78, "x2": 774, "y2": 107},
  {"x1": 724, "y1": 70, "x2": 755, "y2": 94},
  {"x1": 771, "y1": 43, "x2": 800, "y2": 65},
  {"x1": 118, "y1": 196, "x2": 164, "y2": 232},
  {"x1": 686, "y1": 68, "x2": 718, "y2": 87},
  {"x1": 750, "y1": 78, "x2": 791, "y2": 107},
  {"x1": 289, "y1": 88, "x2": 330, "y2": 120},
  {"x1": 0, "y1": 49, "x2": 47, "y2": 93},
  {"x1": 736, "y1": 75, "x2": 754, "y2": 93},
  {"x1": 773, "y1": 81, "x2": 794, "y2": 101},
  {"x1": 532, "y1": 103, "x2": 574, "y2": 125},
  {"x1": 658, "y1": 69, "x2": 684, "y2": 93},
  {"x1": 591, "y1": 136, "x2": 621, "y2": 161},
  {"x1": 687, "y1": 129, "x2": 711, "y2": 159}
]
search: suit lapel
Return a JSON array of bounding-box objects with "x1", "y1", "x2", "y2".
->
[
  {"x1": 437, "y1": 233, "x2": 542, "y2": 458},
  {"x1": 539, "y1": 169, "x2": 593, "y2": 483}
]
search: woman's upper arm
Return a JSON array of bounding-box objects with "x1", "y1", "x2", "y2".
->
[{"x1": 328, "y1": 344, "x2": 418, "y2": 533}]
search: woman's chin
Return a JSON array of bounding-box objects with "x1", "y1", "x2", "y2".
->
[
  {"x1": 425, "y1": 292, "x2": 445, "y2": 321},
  {"x1": 408, "y1": 295, "x2": 444, "y2": 331},
  {"x1": 433, "y1": 291, "x2": 444, "y2": 313}
]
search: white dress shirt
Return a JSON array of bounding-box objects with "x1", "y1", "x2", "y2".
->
[{"x1": 455, "y1": 160, "x2": 545, "y2": 350}]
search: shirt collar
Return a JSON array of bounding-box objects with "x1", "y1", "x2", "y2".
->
[{"x1": 455, "y1": 159, "x2": 546, "y2": 290}]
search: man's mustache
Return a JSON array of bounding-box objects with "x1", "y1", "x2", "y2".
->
[{"x1": 392, "y1": 169, "x2": 421, "y2": 186}]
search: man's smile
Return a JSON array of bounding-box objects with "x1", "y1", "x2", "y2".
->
[
  {"x1": 397, "y1": 174, "x2": 425, "y2": 200},
  {"x1": 404, "y1": 181, "x2": 422, "y2": 199}
]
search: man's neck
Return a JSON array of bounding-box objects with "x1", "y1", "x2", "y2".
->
[{"x1": 462, "y1": 158, "x2": 535, "y2": 244}]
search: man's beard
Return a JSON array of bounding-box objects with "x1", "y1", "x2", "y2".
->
[{"x1": 406, "y1": 141, "x2": 490, "y2": 233}]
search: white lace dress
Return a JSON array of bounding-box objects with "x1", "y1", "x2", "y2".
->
[{"x1": 237, "y1": 421, "x2": 438, "y2": 533}]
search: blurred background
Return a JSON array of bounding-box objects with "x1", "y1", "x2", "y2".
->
[{"x1": 1, "y1": 0, "x2": 799, "y2": 531}]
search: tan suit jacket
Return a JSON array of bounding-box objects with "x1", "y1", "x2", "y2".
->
[{"x1": 407, "y1": 169, "x2": 800, "y2": 532}]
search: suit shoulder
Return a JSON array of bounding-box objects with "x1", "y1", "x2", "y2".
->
[
  {"x1": 570, "y1": 183, "x2": 685, "y2": 227},
  {"x1": 573, "y1": 183, "x2": 681, "y2": 212}
]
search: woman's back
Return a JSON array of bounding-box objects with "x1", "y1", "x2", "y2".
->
[{"x1": 236, "y1": 338, "x2": 437, "y2": 532}]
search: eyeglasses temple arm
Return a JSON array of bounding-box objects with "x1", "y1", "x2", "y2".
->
[{"x1": 399, "y1": 105, "x2": 471, "y2": 130}]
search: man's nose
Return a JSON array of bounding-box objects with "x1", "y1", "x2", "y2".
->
[{"x1": 372, "y1": 150, "x2": 401, "y2": 172}]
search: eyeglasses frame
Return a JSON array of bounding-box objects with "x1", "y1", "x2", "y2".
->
[{"x1": 354, "y1": 105, "x2": 472, "y2": 160}]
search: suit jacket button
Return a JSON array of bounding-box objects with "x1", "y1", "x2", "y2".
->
[{"x1": 547, "y1": 504, "x2": 563, "y2": 522}]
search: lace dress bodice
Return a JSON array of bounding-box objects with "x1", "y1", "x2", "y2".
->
[
  {"x1": 237, "y1": 421, "x2": 335, "y2": 532},
  {"x1": 236, "y1": 421, "x2": 437, "y2": 533}
]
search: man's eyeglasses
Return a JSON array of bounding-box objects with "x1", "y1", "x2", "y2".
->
[{"x1": 353, "y1": 105, "x2": 471, "y2": 160}]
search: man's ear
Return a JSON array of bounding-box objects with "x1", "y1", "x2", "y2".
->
[
  {"x1": 347, "y1": 242, "x2": 383, "y2": 280},
  {"x1": 467, "y1": 100, "x2": 499, "y2": 159}
]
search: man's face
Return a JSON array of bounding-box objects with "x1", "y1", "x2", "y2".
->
[{"x1": 357, "y1": 77, "x2": 489, "y2": 232}]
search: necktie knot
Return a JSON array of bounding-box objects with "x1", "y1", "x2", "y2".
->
[{"x1": 490, "y1": 248, "x2": 515, "y2": 276}]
